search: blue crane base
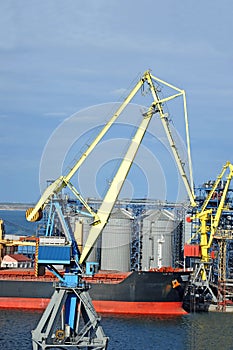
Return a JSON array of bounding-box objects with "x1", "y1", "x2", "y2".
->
[{"x1": 31, "y1": 285, "x2": 108, "y2": 349}]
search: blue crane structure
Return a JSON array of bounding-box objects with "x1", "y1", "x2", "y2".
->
[{"x1": 31, "y1": 197, "x2": 108, "y2": 349}]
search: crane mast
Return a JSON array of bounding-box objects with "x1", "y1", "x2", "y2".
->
[
  {"x1": 79, "y1": 103, "x2": 156, "y2": 263},
  {"x1": 148, "y1": 73, "x2": 195, "y2": 207},
  {"x1": 79, "y1": 73, "x2": 195, "y2": 263},
  {"x1": 183, "y1": 161, "x2": 233, "y2": 312},
  {"x1": 189, "y1": 161, "x2": 233, "y2": 263}
]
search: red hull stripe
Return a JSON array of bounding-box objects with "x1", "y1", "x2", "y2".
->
[
  {"x1": 0, "y1": 297, "x2": 187, "y2": 315},
  {"x1": 0, "y1": 297, "x2": 50, "y2": 310},
  {"x1": 93, "y1": 300, "x2": 187, "y2": 315}
]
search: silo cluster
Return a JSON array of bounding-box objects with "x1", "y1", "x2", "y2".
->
[{"x1": 71, "y1": 206, "x2": 183, "y2": 272}]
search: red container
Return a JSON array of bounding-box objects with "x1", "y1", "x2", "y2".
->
[{"x1": 184, "y1": 244, "x2": 201, "y2": 257}]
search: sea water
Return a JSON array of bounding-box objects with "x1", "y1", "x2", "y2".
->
[
  {"x1": 1, "y1": 211, "x2": 233, "y2": 349},
  {"x1": 1, "y1": 310, "x2": 233, "y2": 349},
  {"x1": 0, "y1": 210, "x2": 38, "y2": 236}
]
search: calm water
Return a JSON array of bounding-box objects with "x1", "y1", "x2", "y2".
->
[
  {"x1": 1, "y1": 211, "x2": 233, "y2": 349},
  {"x1": 0, "y1": 310, "x2": 233, "y2": 349},
  {"x1": 0, "y1": 210, "x2": 38, "y2": 236}
]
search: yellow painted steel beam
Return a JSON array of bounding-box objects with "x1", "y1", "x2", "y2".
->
[
  {"x1": 151, "y1": 73, "x2": 194, "y2": 196},
  {"x1": 79, "y1": 105, "x2": 155, "y2": 263},
  {"x1": 150, "y1": 73, "x2": 184, "y2": 93},
  {"x1": 26, "y1": 176, "x2": 64, "y2": 222},
  {"x1": 147, "y1": 73, "x2": 196, "y2": 206},
  {"x1": 191, "y1": 161, "x2": 233, "y2": 264},
  {"x1": 26, "y1": 73, "x2": 147, "y2": 222},
  {"x1": 63, "y1": 74, "x2": 146, "y2": 184},
  {"x1": 25, "y1": 70, "x2": 196, "y2": 268},
  {"x1": 0, "y1": 240, "x2": 36, "y2": 246},
  {"x1": 208, "y1": 162, "x2": 233, "y2": 248},
  {"x1": 200, "y1": 161, "x2": 231, "y2": 214},
  {"x1": 65, "y1": 181, "x2": 100, "y2": 224},
  {"x1": 195, "y1": 209, "x2": 212, "y2": 262},
  {"x1": 182, "y1": 91, "x2": 194, "y2": 194}
]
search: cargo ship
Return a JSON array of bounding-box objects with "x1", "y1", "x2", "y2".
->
[
  {"x1": 0, "y1": 267, "x2": 190, "y2": 315},
  {"x1": 0, "y1": 204, "x2": 191, "y2": 316}
]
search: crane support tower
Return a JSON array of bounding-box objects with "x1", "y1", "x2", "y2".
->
[
  {"x1": 183, "y1": 161, "x2": 233, "y2": 312},
  {"x1": 27, "y1": 70, "x2": 195, "y2": 348}
]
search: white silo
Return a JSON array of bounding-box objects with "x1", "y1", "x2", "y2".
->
[
  {"x1": 140, "y1": 209, "x2": 180, "y2": 270},
  {"x1": 72, "y1": 212, "x2": 98, "y2": 264},
  {"x1": 100, "y1": 208, "x2": 133, "y2": 271}
]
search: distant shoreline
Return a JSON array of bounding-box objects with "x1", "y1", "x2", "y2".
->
[{"x1": 0, "y1": 203, "x2": 34, "y2": 211}]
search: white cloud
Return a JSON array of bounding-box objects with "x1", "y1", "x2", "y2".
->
[
  {"x1": 110, "y1": 88, "x2": 128, "y2": 97},
  {"x1": 43, "y1": 112, "x2": 68, "y2": 118}
]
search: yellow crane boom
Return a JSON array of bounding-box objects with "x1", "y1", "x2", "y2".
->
[
  {"x1": 148, "y1": 73, "x2": 195, "y2": 207},
  {"x1": 80, "y1": 72, "x2": 195, "y2": 263},
  {"x1": 79, "y1": 104, "x2": 156, "y2": 263},
  {"x1": 190, "y1": 161, "x2": 233, "y2": 262},
  {"x1": 26, "y1": 70, "x2": 195, "y2": 266},
  {"x1": 26, "y1": 75, "x2": 146, "y2": 223}
]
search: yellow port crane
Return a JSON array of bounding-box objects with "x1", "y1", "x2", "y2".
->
[
  {"x1": 25, "y1": 71, "x2": 233, "y2": 316},
  {"x1": 26, "y1": 70, "x2": 195, "y2": 265},
  {"x1": 25, "y1": 70, "x2": 196, "y2": 349},
  {"x1": 182, "y1": 162, "x2": 233, "y2": 312},
  {"x1": 189, "y1": 161, "x2": 233, "y2": 263}
]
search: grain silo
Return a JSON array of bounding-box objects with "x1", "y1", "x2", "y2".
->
[
  {"x1": 70, "y1": 212, "x2": 99, "y2": 264},
  {"x1": 100, "y1": 208, "x2": 133, "y2": 271},
  {"x1": 140, "y1": 209, "x2": 181, "y2": 270}
]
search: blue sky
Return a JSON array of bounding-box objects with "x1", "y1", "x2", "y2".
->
[{"x1": 0, "y1": 1, "x2": 233, "y2": 203}]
